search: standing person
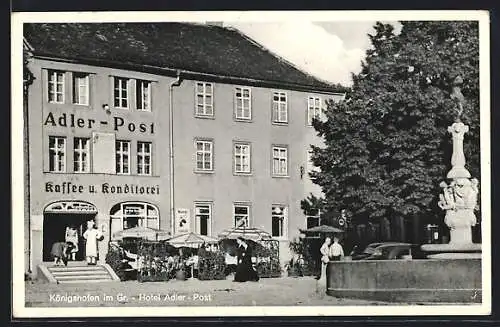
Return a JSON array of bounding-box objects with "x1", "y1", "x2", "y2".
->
[
  {"x1": 65, "y1": 225, "x2": 79, "y2": 261},
  {"x1": 83, "y1": 220, "x2": 103, "y2": 265},
  {"x1": 234, "y1": 237, "x2": 259, "y2": 282},
  {"x1": 318, "y1": 237, "x2": 331, "y2": 283},
  {"x1": 329, "y1": 235, "x2": 345, "y2": 261}
]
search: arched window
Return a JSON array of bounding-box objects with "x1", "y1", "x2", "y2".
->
[{"x1": 110, "y1": 202, "x2": 159, "y2": 239}]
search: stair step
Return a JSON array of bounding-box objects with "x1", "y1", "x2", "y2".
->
[
  {"x1": 58, "y1": 278, "x2": 116, "y2": 284},
  {"x1": 39, "y1": 263, "x2": 120, "y2": 283},
  {"x1": 49, "y1": 266, "x2": 107, "y2": 272},
  {"x1": 55, "y1": 274, "x2": 112, "y2": 280},
  {"x1": 51, "y1": 270, "x2": 112, "y2": 276}
]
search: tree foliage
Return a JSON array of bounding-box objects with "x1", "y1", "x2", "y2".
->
[{"x1": 310, "y1": 21, "x2": 480, "y2": 225}]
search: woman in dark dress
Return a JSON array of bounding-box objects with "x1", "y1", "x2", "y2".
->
[{"x1": 234, "y1": 237, "x2": 259, "y2": 282}]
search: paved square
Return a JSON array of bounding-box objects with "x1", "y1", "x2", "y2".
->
[{"x1": 25, "y1": 276, "x2": 389, "y2": 307}]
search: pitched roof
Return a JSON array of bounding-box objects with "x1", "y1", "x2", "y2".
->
[{"x1": 24, "y1": 22, "x2": 343, "y2": 93}]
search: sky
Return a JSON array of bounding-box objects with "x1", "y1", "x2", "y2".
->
[{"x1": 227, "y1": 21, "x2": 401, "y2": 86}]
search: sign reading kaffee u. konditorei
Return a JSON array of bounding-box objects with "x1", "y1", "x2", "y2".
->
[{"x1": 45, "y1": 182, "x2": 160, "y2": 195}]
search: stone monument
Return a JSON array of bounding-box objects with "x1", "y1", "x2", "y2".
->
[{"x1": 422, "y1": 76, "x2": 481, "y2": 258}]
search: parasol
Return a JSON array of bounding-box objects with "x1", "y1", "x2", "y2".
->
[
  {"x1": 217, "y1": 227, "x2": 273, "y2": 242},
  {"x1": 112, "y1": 226, "x2": 170, "y2": 241},
  {"x1": 166, "y1": 232, "x2": 219, "y2": 249},
  {"x1": 299, "y1": 225, "x2": 345, "y2": 234}
]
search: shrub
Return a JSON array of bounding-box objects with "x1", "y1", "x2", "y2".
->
[
  {"x1": 105, "y1": 243, "x2": 135, "y2": 281},
  {"x1": 288, "y1": 237, "x2": 319, "y2": 277},
  {"x1": 136, "y1": 241, "x2": 178, "y2": 282},
  {"x1": 254, "y1": 240, "x2": 281, "y2": 278},
  {"x1": 197, "y1": 248, "x2": 226, "y2": 280}
]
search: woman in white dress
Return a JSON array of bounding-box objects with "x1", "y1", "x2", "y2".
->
[
  {"x1": 83, "y1": 220, "x2": 103, "y2": 265},
  {"x1": 65, "y1": 225, "x2": 79, "y2": 261}
]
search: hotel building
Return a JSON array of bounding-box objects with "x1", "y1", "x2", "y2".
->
[{"x1": 23, "y1": 22, "x2": 345, "y2": 276}]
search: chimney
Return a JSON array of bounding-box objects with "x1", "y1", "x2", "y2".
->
[{"x1": 206, "y1": 21, "x2": 224, "y2": 27}]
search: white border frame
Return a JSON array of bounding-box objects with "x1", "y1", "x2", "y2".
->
[{"x1": 12, "y1": 10, "x2": 491, "y2": 318}]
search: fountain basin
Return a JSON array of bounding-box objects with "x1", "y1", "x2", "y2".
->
[{"x1": 326, "y1": 259, "x2": 481, "y2": 303}]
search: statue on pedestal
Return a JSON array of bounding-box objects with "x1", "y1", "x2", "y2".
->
[{"x1": 438, "y1": 76, "x2": 480, "y2": 245}]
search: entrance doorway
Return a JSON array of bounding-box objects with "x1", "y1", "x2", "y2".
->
[{"x1": 42, "y1": 201, "x2": 97, "y2": 262}]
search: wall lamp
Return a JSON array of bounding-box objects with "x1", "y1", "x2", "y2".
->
[{"x1": 102, "y1": 104, "x2": 111, "y2": 114}]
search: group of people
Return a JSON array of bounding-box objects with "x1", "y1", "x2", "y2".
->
[
  {"x1": 318, "y1": 235, "x2": 345, "y2": 282},
  {"x1": 52, "y1": 222, "x2": 340, "y2": 284},
  {"x1": 50, "y1": 220, "x2": 104, "y2": 266}
]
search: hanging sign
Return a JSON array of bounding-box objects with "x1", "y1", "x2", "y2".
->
[{"x1": 175, "y1": 208, "x2": 190, "y2": 234}]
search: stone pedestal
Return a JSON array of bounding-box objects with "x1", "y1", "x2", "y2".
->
[{"x1": 449, "y1": 225, "x2": 473, "y2": 244}]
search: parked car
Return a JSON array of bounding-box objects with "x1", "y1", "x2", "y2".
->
[
  {"x1": 351, "y1": 242, "x2": 407, "y2": 260},
  {"x1": 365, "y1": 243, "x2": 428, "y2": 260}
]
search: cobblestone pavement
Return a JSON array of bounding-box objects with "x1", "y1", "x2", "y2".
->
[{"x1": 25, "y1": 276, "x2": 389, "y2": 307}]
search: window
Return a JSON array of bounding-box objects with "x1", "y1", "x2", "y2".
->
[
  {"x1": 73, "y1": 137, "x2": 90, "y2": 173},
  {"x1": 48, "y1": 70, "x2": 65, "y2": 103},
  {"x1": 307, "y1": 216, "x2": 320, "y2": 229},
  {"x1": 307, "y1": 96, "x2": 323, "y2": 125},
  {"x1": 233, "y1": 204, "x2": 250, "y2": 228},
  {"x1": 272, "y1": 205, "x2": 287, "y2": 238},
  {"x1": 115, "y1": 140, "x2": 130, "y2": 174},
  {"x1": 195, "y1": 140, "x2": 213, "y2": 171},
  {"x1": 137, "y1": 141, "x2": 152, "y2": 175},
  {"x1": 136, "y1": 80, "x2": 151, "y2": 111},
  {"x1": 272, "y1": 91, "x2": 288, "y2": 123},
  {"x1": 195, "y1": 203, "x2": 212, "y2": 236},
  {"x1": 272, "y1": 146, "x2": 288, "y2": 176},
  {"x1": 195, "y1": 82, "x2": 214, "y2": 116},
  {"x1": 73, "y1": 73, "x2": 89, "y2": 105},
  {"x1": 110, "y1": 202, "x2": 159, "y2": 239},
  {"x1": 48, "y1": 136, "x2": 66, "y2": 172},
  {"x1": 47, "y1": 71, "x2": 91, "y2": 105},
  {"x1": 114, "y1": 77, "x2": 129, "y2": 109},
  {"x1": 235, "y1": 87, "x2": 251, "y2": 120},
  {"x1": 234, "y1": 143, "x2": 251, "y2": 174},
  {"x1": 306, "y1": 208, "x2": 321, "y2": 229}
]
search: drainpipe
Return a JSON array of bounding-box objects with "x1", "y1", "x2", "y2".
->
[
  {"x1": 23, "y1": 78, "x2": 31, "y2": 273},
  {"x1": 23, "y1": 50, "x2": 34, "y2": 273},
  {"x1": 169, "y1": 70, "x2": 182, "y2": 236},
  {"x1": 24, "y1": 87, "x2": 34, "y2": 271}
]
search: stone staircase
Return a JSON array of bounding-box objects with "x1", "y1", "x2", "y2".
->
[{"x1": 37, "y1": 261, "x2": 120, "y2": 284}]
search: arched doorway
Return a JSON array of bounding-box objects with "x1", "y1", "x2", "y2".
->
[
  {"x1": 109, "y1": 202, "x2": 159, "y2": 240},
  {"x1": 43, "y1": 201, "x2": 97, "y2": 261}
]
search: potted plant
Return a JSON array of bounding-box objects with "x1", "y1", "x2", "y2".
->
[{"x1": 175, "y1": 259, "x2": 187, "y2": 281}]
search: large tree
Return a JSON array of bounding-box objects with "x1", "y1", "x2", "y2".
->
[{"x1": 309, "y1": 21, "x2": 480, "y2": 228}]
